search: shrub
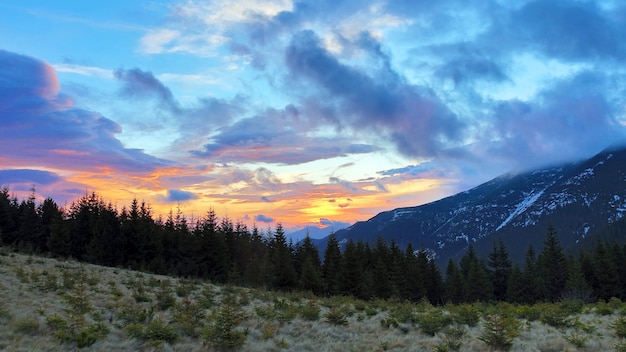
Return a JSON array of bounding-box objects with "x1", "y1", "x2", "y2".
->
[
  {"x1": 12, "y1": 316, "x2": 40, "y2": 334},
  {"x1": 451, "y1": 304, "x2": 480, "y2": 327},
  {"x1": 172, "y1": 297, "x2": 205, "y2": 337},
  {"x1": 203, "y1": 293, "x2": 247, "y2": 350},
  {"x1": 299, "y1": 300, "x2": 321, "y2": 321},
  {"x1": 416, "y1": 309, "x2": 452, "y2": 336},
  {"x1": 595, "y1": 300, "x2": 614, "y2": 316},
  {"x1": 514, "y1": 305, "x2": 542, "y2": 322},
  {"x1": 76, "y1": 322, "x2": 109, "y2": 348},
  {"x1": 540, "y1": 304, "x2": 572, "y2": 328},
  {"x1": 478, "y1": 314, "x2": 521, "y2": 351},
  {"x1": 435, "y1": 325, "x2": 466, "y2": 352},
  {"x1": 132, "y1": 281, "x2": 151, "y2": 303},
  {"x1": 143, "y1": 317, "x2": 179, "y2": 345},
  {"x1": 199, "y1": 285, "x2": 215, "y2": 309},
  {"x1": 380, "y1": 315, "x2": 399, "y2": 329},
  {"x1": 155, "y1": 282, "x2": 176, "y2": 311},
  {"x1": 46, "y1": 314, "x2": 72, "y2": 342},
  {"x1": 325, "y1": 306, "x2": 349, "y2": 326},
  {"x1": 117, "y1": 303, "x2": 154, "y2": 326},
  {"x1": 611, "y1": 315, "x2": 626, "y2": 339},
  {"x1": 389, "y1": 301, "x2": 416, "y2": 324}
]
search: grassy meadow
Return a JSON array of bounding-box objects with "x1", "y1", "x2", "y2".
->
[{"x1": 1, "y1": 248, "x2": 626, "y2": 351}]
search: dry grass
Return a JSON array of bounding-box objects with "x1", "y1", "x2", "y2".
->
[{"x1": 1, "y1": 249, "x2": 625, "y2": 351}]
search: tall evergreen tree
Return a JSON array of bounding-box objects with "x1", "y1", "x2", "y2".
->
[
  {"x1": 404, "y1": 243, "x2": 426, "y2": 301},
  {"x1": 268, "y1": 223, "x2": 297, "y2": 290},
  {"x1": 563, "y1": 256, "x2": 592, "y2": 302},
  {"x1": 322, "y1": 232, "x2": 343, "y2": 296},
  {"x1": 488, "y1": 238, "x2": 512, "y2": 301},
  {"x1": 445, "y1": 259, "x2": 464, "y2": 304},
  {"x1": 538, "y1": 224, "x2": 568, "y2": 301},
  {"x1": 460, "y1": 243, "x2": 493, "y2": 302}
]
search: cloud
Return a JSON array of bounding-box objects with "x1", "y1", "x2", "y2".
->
[
  {"x1": 509, "y1": 1, "x2": 626, "y2": 61},
  {"x1": 254, "y1": 214, "x2": 274, "y2": 223},
  {"x1": 192, "y1": 104, "x2": 379, "y2": 164},
  {"x1": 0, "y1": 169, "x2": 61, "y2": 186},
  {"x1": 284, "y1": 30, "x2": 465, "y2": 158},
  {"x1": 479, "y1": 70, "x2": 626, "y2": 169},
  {"x1": 114, "y1": 68, "x2": 178, "y2": 111},
  {"x1": 0, "y1": 50, "x2": 172, "y2": 174},
  {"x1": 378, "y1": 163, "x2": 435, "y2": 177},
  {"x1": 163, "y1": 189, "x2": 198, "y2": 202}
]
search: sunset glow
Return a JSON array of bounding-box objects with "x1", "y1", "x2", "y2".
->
[{"x1": 1, "y1": 0, "x2": 625, "y2": 233}]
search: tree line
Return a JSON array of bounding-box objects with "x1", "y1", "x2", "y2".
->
[{"x1": 1, "y1": 187, "x2": 626, "y2": 304}]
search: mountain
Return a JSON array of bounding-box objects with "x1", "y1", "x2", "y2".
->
[
  {"x1": 286, "y1": 224, "x2": 349, "y2": 242},
  {"x1": 315, "y1": 145, "x2": 626, "y2": 266}
]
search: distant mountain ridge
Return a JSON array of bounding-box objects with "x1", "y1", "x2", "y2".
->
[{"x1": 315, "y1": 145, "x2": 626, "y2": 265}]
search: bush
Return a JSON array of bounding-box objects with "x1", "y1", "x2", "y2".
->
[
  {"x1": 299, "y1": 300, "x2": 321, "y2": 321},
  {"x1": 172, "y1": 297, "x2": 205, "y2": 337},
  {"x1": 451, "y1": 304, "x2": 480, "y2": 327},
  {"x1": 155, "y1": 282, "x2": 176, "y2": 311},
  {"x1": 203, "y1": 293, "x2": 247, "y2": 350},
  {"x1": 12, "y1": 316, "x2": 40, "y2": 334},
  {"x1": 46, "y1": 314, "x2": 72, "y2": 342},
  {"x1": 143, "y1": 317, "x2": 178, "y2": 344},
  {"x1": 76, "y1": 322, "x2": 109, "y2": 348},
  {"x1": 611, "y1": 315, "x2": 626, "y2": 339},
  {"x1": 324, "y1": 306, "x2": 349, "y2": 326},
  {"x1": 435, "y1": 325, "x2": 466, "y2": 352},
  {"x1": 540, "y1": 304, "x2": 573, "y2": 328},
  {"x1": 478, "y1": 314, "x2": 521, "y2": 351},
  {"x1": 416, "y1": 309, "x2": 452, "y2": 336},
  {"x1": 514, "y1": 305, "x2": 542, "y2": 322},
  {"x1": 380, "y1": 315, "x2": 399, "y2": 329}
]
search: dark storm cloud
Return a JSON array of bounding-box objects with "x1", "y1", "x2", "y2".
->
[
  {"x1": 0, "y1": 50, "x2": 172, "y2": 173},
  {"x1": 284, "y1": 30, "x2": 465, "y2": 158},
  {"x1": 0, "y1": 169, "x2": 61, "y2": 186}
]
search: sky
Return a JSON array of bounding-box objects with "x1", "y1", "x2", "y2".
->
[{"x1": 1, "y1": 0, "x2": 626, "y2": 234}]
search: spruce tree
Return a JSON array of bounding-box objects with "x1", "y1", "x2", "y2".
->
[
  {"x1": 488, "y1": 239, "x2": 512, "y2": 301},
  {"x1": 538, "y1": 224, "x2": 568, "y2": 302},
  {"x1": 269, "y1": 223, "x2": 297, "y2": 290},
  {"x1": 322, "y1": 233, "x2": 342, "y2": 296},
  {"x1": 445, "y1": 259, "x2": 464, "y2": 304},
  {"x1": 404, "y1": 243, "x2": 426, "y2": 301}
]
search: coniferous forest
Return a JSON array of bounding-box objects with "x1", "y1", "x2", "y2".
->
[{"x1": 2, "y1": 187, "x2": 626, "y2": 305}]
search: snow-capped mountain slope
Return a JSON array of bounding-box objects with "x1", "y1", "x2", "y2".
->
[{"x1": 319, "y1": 145, "x2": 626, "y2": 265}]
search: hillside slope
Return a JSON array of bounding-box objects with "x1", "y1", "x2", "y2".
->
[{"x1": 317, "y1": 145, "x2": 626, "y2": 264}]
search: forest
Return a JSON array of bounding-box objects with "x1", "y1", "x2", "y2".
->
[{"x1": 1, "y1": 187, "x2": 626, "y2": 305}]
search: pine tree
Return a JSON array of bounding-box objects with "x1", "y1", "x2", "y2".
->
[
  {"x1": 445, "y1": 259, "x2": 464, "y2": 304},
  {"x1": 460, "y1": 243, "x2": 493, "y2": 302},
  {"x1": 322, "y1": 233, "x2": 342, "y2": 296},
  {"x1": 372, "y1": 237, "x2": 393, "y2": 299},
  {"x1": 563, "y1": 256, "x2": 592, "y2": 302},
  {"x1": 404, "y1": 243, "x2": 426, "y2": 301},
  {"x1": 538, "y1": 224, "x2": 568, "y2": 302},
  {"x1": 268, "y1": 223, "x2": 297, "y2": 290},
  {"x1": 47, "y1": 210, "x2": 70, "y2": 258},
  {"x1": 341, "y1": 240, "x2": 363, "y2": 297},
  {"x1": 296, "y1": 234, "x2": 324, "y2": 294},
  {"x1": 488, "y1": 239, "x2": 512, "y2": 301}
]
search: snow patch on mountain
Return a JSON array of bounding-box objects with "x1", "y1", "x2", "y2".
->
[{"x1": 496, "y1": 190, "x2": 545, "y2": 231}]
